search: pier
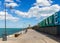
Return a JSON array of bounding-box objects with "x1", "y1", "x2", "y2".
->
[{"x1": 0, "y1": 29, "x2": 60, "y2": 43}]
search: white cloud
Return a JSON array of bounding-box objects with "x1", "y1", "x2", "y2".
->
[
  {"x1": 5, "y1": 2, "x2": 18, "y2": 7},
  {"x1": 0, "y1": 11, "x2": 19, "y2": 21},
  {"x1": 15, "y1": 10, "x2": 31, "y2": 18},
  {"x1": 34, "y1": 0, "x2": 53, "y2": 6},
  {"x1": 48, "y1": 0, "x2": 53, "y2": 3},
  {"x1": 14, "y1": 4, "x2": 60, "y2": 19},
  {"x1": 5, "y1": 0, "x2": 19, "y2": 8},
  {"x1": 29, "y1": 4, "x2": 60, "y2": 19},
  {"x1": 14, "y1": 0, "x2": 60, "y2": 21},
  {"x1": 5, "y1": 0, "x2": 14, "y2": 2}
]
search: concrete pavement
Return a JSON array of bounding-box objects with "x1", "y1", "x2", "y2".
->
[{"x1": 0, "y1": 29, "x2": 60, "y2": 43}]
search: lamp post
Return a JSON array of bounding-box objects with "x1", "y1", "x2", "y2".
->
[
  {"x1": 4, "y1": 3, "x2": 7, "y2": 41},
  {"x1": 2, "y1": 3, "x2": 13, "y2": 41},
  {"x1": 2, "y1": 3, "x2": 7, "y2": 41}
]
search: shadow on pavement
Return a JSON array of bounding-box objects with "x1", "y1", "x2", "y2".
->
[{"x1": 34, "y1": 29, "x2": 60, "y2": 43}]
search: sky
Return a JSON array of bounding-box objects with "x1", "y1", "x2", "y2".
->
[{"x1": 0, "y1": 0, "x2": 60, "y2": 28}]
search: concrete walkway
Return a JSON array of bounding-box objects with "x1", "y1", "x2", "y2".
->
[{"x1": 0, "y1": 29, "x2": 60, "y2": 43}]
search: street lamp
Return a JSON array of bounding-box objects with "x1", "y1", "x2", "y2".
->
[
  {"x1": 2, "y1": 3, "x2": 7, "y2": 41},
  {"x1": 2, "y1": 3, "x2": 13, "y2": 41}
]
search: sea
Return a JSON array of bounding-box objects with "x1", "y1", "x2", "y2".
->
[{"x1": 0, "y1": 28, "x2": 25, "y2": 38}]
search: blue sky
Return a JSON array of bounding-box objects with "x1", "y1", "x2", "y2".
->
[{"x1": 0, "y1": 0, "x2": 60, "y2": 28}]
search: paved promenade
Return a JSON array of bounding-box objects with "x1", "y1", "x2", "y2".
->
[{"x1": 0, "y1": 29, "x2": 60, "y2": 43}]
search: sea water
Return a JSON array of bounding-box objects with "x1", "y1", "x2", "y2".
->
[{"x1": 0, "y1": 28, "x2": 24, "y2": 38}]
